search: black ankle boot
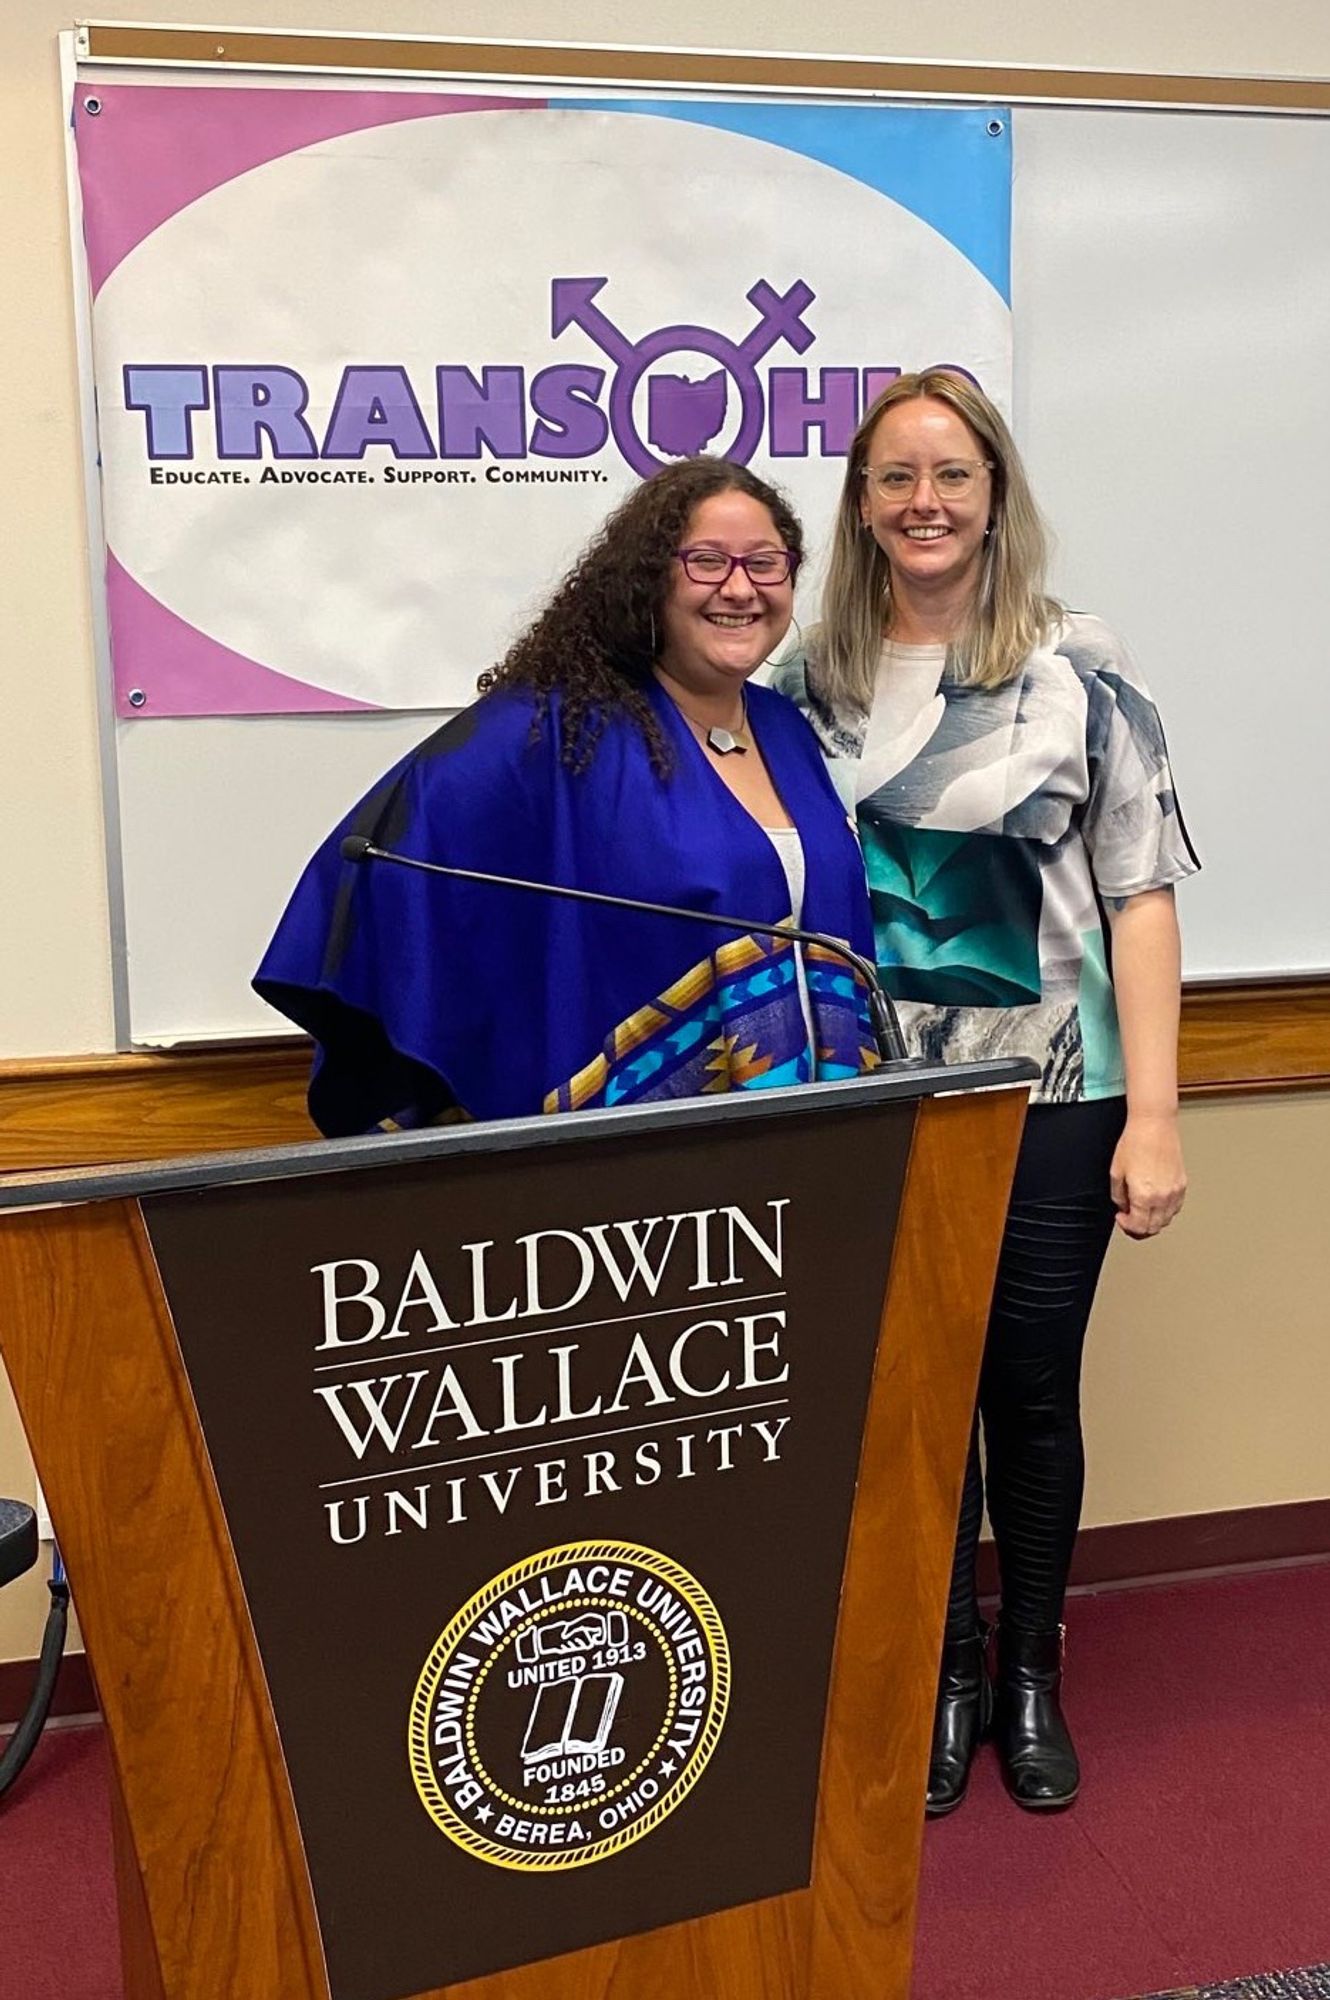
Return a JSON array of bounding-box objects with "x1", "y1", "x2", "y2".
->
[
  {"x1": 993, "y1": 1620, "x2": 1079, "y2": 1810},
  {"x1": 925, "y1": 1624, "x2": 992, "y2": 1818}
]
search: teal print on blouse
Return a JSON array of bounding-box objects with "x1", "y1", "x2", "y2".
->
[
  {"x1": 1076, "y1": 926, "x2": 1125, "y2": 1099},
  {"x1": 862, "y1": 821, "x2": 1042, "y2": 1008}
]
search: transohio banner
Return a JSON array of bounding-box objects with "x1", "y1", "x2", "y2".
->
[{"x1": 74, "y1": 86, "x2": 1011, "y2": 717}]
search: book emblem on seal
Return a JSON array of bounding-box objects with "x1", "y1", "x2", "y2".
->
[{"x1": 407, "y1": 1539, "x2": 730, "y2": 1872}]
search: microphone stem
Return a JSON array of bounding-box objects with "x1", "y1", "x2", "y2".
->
[{"x1": 350, "y1": 839, "x2": 907, "y2": 1064}]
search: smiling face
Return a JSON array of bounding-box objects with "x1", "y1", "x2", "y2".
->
[
  {"x1": 655, "y1": 490, "x2": 795, "y2": 703},
  {"x1": 859, "y1": 395, "x2": 993, "y2": 605}
]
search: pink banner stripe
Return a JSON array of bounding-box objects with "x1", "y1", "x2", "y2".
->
[
  {"x1": 107, "y1": 553, "x2": 379, "y2": 716},
  {"x1": 75, "y1": 85, "x2": 539, "y2": 296}
]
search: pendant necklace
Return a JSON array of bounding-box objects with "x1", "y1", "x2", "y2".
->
[
  {"x1": 676, "y1": 693, "x2": 750, "y2": 756},
  {"x1": 706, "y1": 708, "x2": 750, "y2": 755}
]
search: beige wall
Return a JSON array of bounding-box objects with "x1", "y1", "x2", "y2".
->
[
  {"x1": 2, "y1": 4, "x2": 1328, "y2": 1664},
  {"x1": 0, "y1": 1382, "x2": 81, "y2": 1665},
  {"x1": 1082, "y1": 1094, "x2": 1329, "y2": 1527}
]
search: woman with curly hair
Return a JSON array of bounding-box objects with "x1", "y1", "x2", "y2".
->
[{"x1": 256, "y1": 456, "x2": 880, "y2": 1131}]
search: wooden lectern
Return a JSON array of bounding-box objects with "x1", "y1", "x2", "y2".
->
[{"x1": 0, "y1": 1061, "x2": 1030, "y2": 2000}]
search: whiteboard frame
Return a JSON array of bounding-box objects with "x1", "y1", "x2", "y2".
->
[
  {"x1": 73, "y1": 22, "x2": 1330, "y2": 114},
  {"x1": 63, "y1": 32, "x2": 133, "y2": 1046}
]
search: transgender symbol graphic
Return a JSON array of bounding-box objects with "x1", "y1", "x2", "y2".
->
[{"x1": 549, "y1": 277, "x2": 817, "y2": 476}]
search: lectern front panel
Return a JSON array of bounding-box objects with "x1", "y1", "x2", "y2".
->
[{"x1": 139, "y1": 1101, "x2": 913, "y2": 1998}]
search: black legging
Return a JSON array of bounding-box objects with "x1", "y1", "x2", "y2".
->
[{"x1": 945, "y1": 1096, "x2": 1128, "y2": 1640}]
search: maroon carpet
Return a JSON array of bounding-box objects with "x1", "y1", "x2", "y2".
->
[
  {"x1": 913, "y1": 1564, "x2": 1330, "y2": 2000},
  {"x1": 1, "y1": 1565, "x2": 1328, "y2": 2000},
  {"x1": 0, "y1": 1721, "x2": 119, "y2": 2000}
]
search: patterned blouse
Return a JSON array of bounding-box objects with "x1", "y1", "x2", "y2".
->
[{"x1": 772, "y1": 612, "x2": 1200, "y2": 1104}]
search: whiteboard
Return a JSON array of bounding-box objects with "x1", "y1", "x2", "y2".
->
[
  {"x1": 106, "y1": 100, "x2": 1330, "y2": 1043},
  {"x1": 1011, "y1": 106, "x2": 1330, "y2": 986}
]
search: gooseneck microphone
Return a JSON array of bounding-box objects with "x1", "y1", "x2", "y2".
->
[{"x1": 339, "y1": 834, "x2": 909, "y2": 1064}]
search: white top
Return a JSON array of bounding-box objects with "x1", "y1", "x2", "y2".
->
[{"x1": 763, "y1": 824, "x2": 817, "y2": 1063}]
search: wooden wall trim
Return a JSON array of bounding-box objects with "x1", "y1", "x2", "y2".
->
[
  {"x1": 80, "y1": 26, "x2": 1330, "y2": 115},
  {"x1": 1177, "y1": 978, "x2": 1330, "y2": 1097},
  {"x1": 14, "y1": 1498, "x2": 1326, "y2": 1730},
  {"x1": 0, "y1": 1649, "x2": 98, "y2": 1733},
  {"x1": 0, "y1": 1044, "x2": 316, "y2": 1174},
  {"x1": 0, "y1": 978, "x2": 1326, "y2": 1175},
  {"x1": 976, "y1": 1495, "x2": 1330, "y2": 1600}
]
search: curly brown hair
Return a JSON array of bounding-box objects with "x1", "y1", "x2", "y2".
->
[{"x1": 477, "y1": 455, "x2": 803, "y2": 776}]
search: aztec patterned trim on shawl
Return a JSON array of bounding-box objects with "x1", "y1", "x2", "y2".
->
[{"x1": 544, "y1": 932, "x2": 881, "y2": 1114}]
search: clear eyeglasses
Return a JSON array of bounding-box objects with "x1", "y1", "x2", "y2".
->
[
  {"x1": 862, "y1": 460, "x2": 993, "y2": 499},
  {"x1": 675, "y1": 546, "x2": 798, "y2": 586}
]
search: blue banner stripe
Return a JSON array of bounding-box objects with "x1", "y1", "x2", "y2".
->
[{"x1": 564, "y1": 100, "x2": 1011, "y2": 304}]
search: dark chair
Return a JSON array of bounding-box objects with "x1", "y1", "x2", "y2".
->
[
  {"x1": 0, "y1": 1497, "x2": 37, "y2": 1589},
  {"x1": 0, "y1": 1497, "x2": 68, "y2": 1801}
]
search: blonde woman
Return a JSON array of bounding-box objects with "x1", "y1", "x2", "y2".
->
[{"x1": 774, "y1": 370, "x2": 1199, "y2": 1813}]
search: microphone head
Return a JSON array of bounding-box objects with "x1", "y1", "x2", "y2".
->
[{"x1": 339, "y1": 834, "x2": 374, "y2": 863}]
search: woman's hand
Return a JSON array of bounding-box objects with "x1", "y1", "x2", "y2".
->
[
  {"x1": 1105, "y1": 887, "x2": 1187, "y2": 1240},
  {"x1": 1109, "y1": 1110, "x2": 1187, "y2": 1238}
]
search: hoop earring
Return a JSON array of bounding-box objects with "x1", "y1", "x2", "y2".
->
[
  {"x1": 768, "y1": 615, "x2": 806, "y2": 670},
  {"x1": 648, "y1": 610, "x2": 658, "y2": 660}
]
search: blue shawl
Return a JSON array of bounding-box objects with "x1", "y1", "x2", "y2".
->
[{"x1": 255, "y1": 679, "x2": 879, "y2": 1133}]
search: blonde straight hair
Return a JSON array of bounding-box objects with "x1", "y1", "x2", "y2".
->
[{"x1": 815, "y1": 369, "x2": 1061, "y2": 713}]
